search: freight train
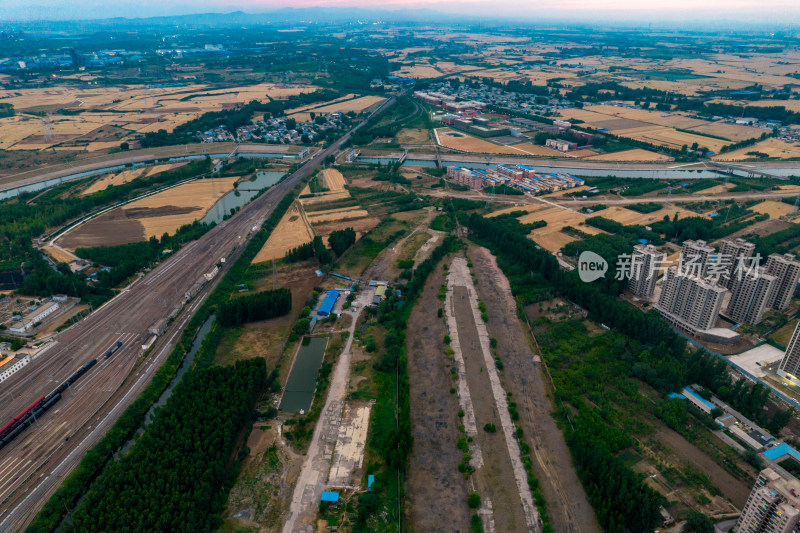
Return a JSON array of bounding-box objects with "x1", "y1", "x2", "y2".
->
[
  {"x1": 104, "y1": 341, "x2": 123, "y2": 359},
  {"x1": 0, "y1": 358, "x2": 98, "y2": 451}
]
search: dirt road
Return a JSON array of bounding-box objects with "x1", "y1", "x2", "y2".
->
[
  {"x1": 406, "y1": 263, "x2": 472, "y2": 533},
  {"x1": 467, "y1": 246, "x2": 601, "y2": 533}
]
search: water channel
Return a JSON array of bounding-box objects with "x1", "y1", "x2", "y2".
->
[
  {"x1": 199, "y1": 170, "x2": 285, "y2": 225},
  {"x1": 0, "y1": 153, "x2": 295, "y2": 201},
  {"x1": 357, "y1": 156, "x2": 800, "y2": 179},
  {"x1": 279, "y1": 336, "x2": 329, "y2": 414},
  {"x1": 118, "y1": 314, "x2": 215, "y2": 455}
]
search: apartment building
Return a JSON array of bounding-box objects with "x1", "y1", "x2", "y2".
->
[
  {"x1": 720, "y1": 237, "x2": 757, "y2": 289},
  {"x1": 735, "y1": 468, "x2": 800, "y2": 533},
  {"x1": 627, "y1": 244, "x2": 665, "y2": 299},
  {"x1": 680, "y1": 239, "x2": 715, "y2": 278},
  {"x1": 779, "y1": 321, "x2": 800, "y2": 379},
  {"x1": 726, "y1": 268, "x2": 777, "y2": 325},
  {"x1": 766, "y1": 253, "x2": 800, "y2": 311},
  {"x1": 657, "y1": 266, "x2": 726, "y2": 333}
]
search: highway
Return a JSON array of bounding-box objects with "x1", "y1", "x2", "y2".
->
[{"x1": 0, "y1": 94, "x2": 395, "y2": 532}]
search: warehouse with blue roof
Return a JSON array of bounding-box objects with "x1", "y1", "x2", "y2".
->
[{"x1": 317, "y1": 290, "x2": 340, "y2": 316}]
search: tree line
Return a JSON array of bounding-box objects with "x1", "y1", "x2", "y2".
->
[
  {"x1": 328, "y1": 227, "x2": 356, "y2": 256},
  {"x1": 465, "y1": 213, "x2": 791, "y2": 427},
  {"x1": 68, "y1": 359, "x2": 269, "y2": 532},
  {"x1": 216, "y1": 288, "x2": 292, "y2": 327}
]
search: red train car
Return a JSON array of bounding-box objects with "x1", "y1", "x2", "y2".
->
[{"x1": 0, "y1": 396, "x2": 45, "y2": 436}]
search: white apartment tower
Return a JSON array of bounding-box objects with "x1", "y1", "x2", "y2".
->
[
  {"x1": 735, "y1": 468, "x2": 800, "y2": 533},
  {"x1": 627, "y1": 244, "x2": 665, "y2": 299},
  {"x1": 680, "y1": 239, "x2": 715, "y2": 278},
  {"x1": 766, "y1": 253, "x2": 800, "y2": 311},
  {"x1": 779, "y1": 321, "x2": 800, "y2": 379},
  {"x1": 720, "y1": 237, "x2": 756, "y2": 289},
  {"x1": 726, "y1": 268, "x2": 777, "y2": 325},
  {"x1": 657, "y1": 266, "x2": 726, "y2": 334}
]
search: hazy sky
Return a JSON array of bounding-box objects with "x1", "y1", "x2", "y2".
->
[{"x1": 2, "y1": 0, "x2": 800, "y2": 23}]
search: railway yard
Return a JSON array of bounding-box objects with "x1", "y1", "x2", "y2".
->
[{"x1": 0, "y1": 96, "x2": 393, "y2": 531}]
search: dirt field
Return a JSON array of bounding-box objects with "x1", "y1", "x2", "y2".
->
[
  {"x1": 467, "y1": 247, "x2": 601, "y2": 533},
  {"x1": 406, "y1": 263, "x2": 472, "y2": 533},
  {"x1": 321, "y1": 169, "x2": 346, "y2": 191},
  {"x1": 652, "y1": 428, "x2": 751, "y2": 508},
  {"x1": 713, "y1": 137, "x2": 800, "y2": 160},
  {"x1": 61, "y1": 177, "x2": 236, "y2": 248},
  {"x1": 391, "y1": 65, "x2": 443, "y2": 78},
  {"x1": 42, "y1": 244, "x2": 78, "y2": 263},
  {"x1": 305, "y1": 208, "x2": 370, "y2": 224},
  {"x1": 559, "y1": 104, "x2": 765, "y2": 152},
  {"x1": 453, "y1": 282, "x2": 530, "y2": 532},
  {"x1": 252, "y1": 202, "x2": 314, "y2": 263},
  {"x1": 0, "y1": 82, "x2": 313, "y2": 151},
  {"x1": 80, "y1": 168, "x2": 145, "y2": 196},
  {"x1": 751, "y1": 200, "x2": 797, "y2": 218},
  {"x1": 585, "y1": 148, "x2": 673, "y2": 161},
  {"x1": 602, "y1": 205, "x2": 700, "y2": 225},
  {"x1": 435, "y1": 128, "x2": 521, "y2": 154},
  {"x1": 492, "y1": 204, "x2": 606, "y2": 252}
]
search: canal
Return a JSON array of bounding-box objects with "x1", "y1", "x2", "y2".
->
[{"x1": 280, "y1": 336, "x2": 328, "y2": 414}]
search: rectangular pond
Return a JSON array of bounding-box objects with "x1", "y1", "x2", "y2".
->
[{"x1": 280, "y1": 336, "x2": 328, "y2": 414}]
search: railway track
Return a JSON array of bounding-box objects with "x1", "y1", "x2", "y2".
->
[{"x1": 0, "y1": 94, "x2": 396, "y2": 532}]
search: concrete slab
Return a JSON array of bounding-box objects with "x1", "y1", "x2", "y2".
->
[{"x1": 729, "y1": 344, "x2": 785, "y2": 377}]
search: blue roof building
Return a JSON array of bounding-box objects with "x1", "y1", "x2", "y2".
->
[
  {"x1": 321, "y1": 492, "x2": 340, "y2": 503},
  {"x1": 318, "y1": 290, "x2": 340, "y2": 316}
]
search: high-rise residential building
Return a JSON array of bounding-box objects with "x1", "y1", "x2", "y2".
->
[
  {"x1": 680, "y1": 239, "x2": 715, "y2": 278},
  {"x1": 627, "y1": 244, "x2": 665, "y2": 299},
  {"x1": 766, "y1": 253, "x2": 800, "y2": 311},
  {"x1": 735, "y1": 468, "x2": 800, "y2": 533},
  {"x1": 657, "y1": 266, "x2": 726, "y2": 334},
  {"x1": 779, "y1": 322, "x2": 800, "y2": 380},
  {"x1": 726, "y1": 268, "x2": 777, "y2": 325},
  {"x1": 720, "y1": 237, "x2": 756, "y2": 289}
]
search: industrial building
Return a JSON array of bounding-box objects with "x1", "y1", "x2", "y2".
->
[
  {"x1": 7, "y1": 302, "x2": 61, "y2": 334},
  {"x1": 413, "y1": 91, "x2": 486, "y2": 114},
  {"x1": 446, "y1": 164, "x2": 583, "y2": 194},
  {"x1": 657, "y1": 266, "x2": 726, "y2": 334},
  {"x1": 0, "y1": 355, "x2": 30, "y2": 384},
  {"x1": 778, "y1": 322, "x2": 800, "y2": 381},
  {"x1": 735, "y1": 467, "x2": 800, "y2": 533},
  {"x1": 317, "y1": 290, "x2": 340, "y2": 317},
  {"x1": 627, "y1": 244, "x2": 665, "y2": 299},
  {"x1": 765, "y1": 253, "x2": 800, "y2": 311},
  {"x1": 720, "y1": 237, "x2": 756, "y2": 289},
  {"x1": 726, "y1": 268, "x2": 777, "y2": 325},
  {"x1": 545, "y1": 138, "x2": 578, "y2": 152}
]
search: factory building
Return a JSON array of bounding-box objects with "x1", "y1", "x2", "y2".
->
[
  {"x1": 545, "y1": 138, "x2": 578, "y2": 152},
  {"x1": 765, "y1": 253, "x2": 800, "y2": 311},
  {"x1": 726, "y1": 268, "x2": 777, "y2": 325},
  {"x1": 627, "y1": 244, "x2": 665, "y2": 299},
  {"x1": 657, "y1": 266, "x2": 726, "y2": 334},
  {"x1": 317, "y1": 290, "x2": 340, "y2": 317},
  {"x1": 0, "y1": 355, "x2": 30, "y2": 384}
]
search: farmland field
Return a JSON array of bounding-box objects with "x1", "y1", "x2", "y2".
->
[
  {"x1": 585, "y1": 149, "x2": 673, "y2": 161},
  {"x1": 750, "y1": 200, "x2": 797, "y2": 219},
  {"x1": 252, "y1": 201, "x2": 314, "y2": 263},
  {"x1": 60, "y1": 177, "x2": 237, "y2": 249},
  {"x1": 713, "y1": 138, "x2": 800, "y2": 161}
]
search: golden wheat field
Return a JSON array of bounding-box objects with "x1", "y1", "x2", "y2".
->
[{"x1": 252, "y1": 202, "x2": 315, "y2": 263}]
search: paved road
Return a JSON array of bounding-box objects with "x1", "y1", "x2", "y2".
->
[{"x1": 0, "y1": 95, "x2": 396, "y2": 532}]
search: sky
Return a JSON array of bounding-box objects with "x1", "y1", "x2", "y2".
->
[{"x1": 2, "y1": 0, "x2": 799, "y2": 24}]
